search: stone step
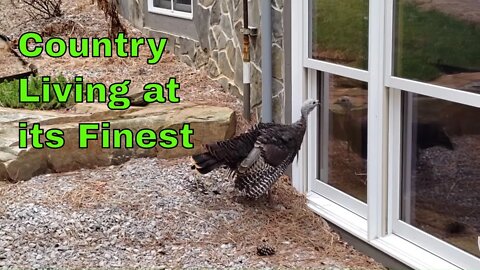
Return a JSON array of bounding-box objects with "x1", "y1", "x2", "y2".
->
[{"x1": 0, "y1": 103, "x2": 236, "y2": 182}]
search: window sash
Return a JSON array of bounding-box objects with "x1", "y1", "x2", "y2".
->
[
  {"x1": 148, "y1": 0, "x2": 193, "y2": 20},
  {"x1": 298, "y1": 0, "x2": 480, "y2": 268}
]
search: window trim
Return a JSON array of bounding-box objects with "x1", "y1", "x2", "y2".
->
[
  {"x1": 293, "y1": 0, "x2": 480, "y2": 269},
  {"x1": 147, "y1": 0, "x2": 193, "y2": 20}
]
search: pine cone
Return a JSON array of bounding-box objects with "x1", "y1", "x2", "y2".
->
[{"x1": 256, "y1": 243, "x2": 276, "y2": 256}]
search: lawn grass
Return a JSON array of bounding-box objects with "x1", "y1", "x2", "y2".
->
[
  {"x1": 0, "y1": 75, "x2": 75, "y2": 110},
  {"x1": 312, "y1": 0, "x2": 480, "y2": 81}
]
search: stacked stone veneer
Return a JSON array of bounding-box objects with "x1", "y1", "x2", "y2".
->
[{"x1": 135, "y1": 0, "x2": 285, "y2": 123}]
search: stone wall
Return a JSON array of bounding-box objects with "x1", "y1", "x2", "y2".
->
[{"x1": 119, "y1": 0, "x2": 285, "y2": 123}]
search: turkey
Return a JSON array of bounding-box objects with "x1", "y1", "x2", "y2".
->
[
  {"x1": 191, "y1": 99, "x2": 320, "y2": 199},
  {"x1": 334, "y1": 96, "x2": 454, "y2": 161}
]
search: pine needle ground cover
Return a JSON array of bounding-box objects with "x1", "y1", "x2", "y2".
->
[{"x1": 0, "y1": 0, "x2": 384, "y2": 268}]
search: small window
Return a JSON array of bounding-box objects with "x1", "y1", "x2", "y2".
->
[{"x1": 148, "y1": 0, "x2": 193, "y2": 20}]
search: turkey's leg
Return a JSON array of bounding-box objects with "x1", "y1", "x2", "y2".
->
[{"x1": 267, "y1": 189, "x2": 275, "y2": 204}]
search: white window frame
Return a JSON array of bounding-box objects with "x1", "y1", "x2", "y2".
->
[
  {"x1": 148, "y1": 0, "x2": 193, "y2": 20},
  {"x1": 292, "y1": 0, "x2": 480, "y2": 269}
]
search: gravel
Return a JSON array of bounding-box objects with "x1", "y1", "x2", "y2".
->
[
  {"x1": 0, "y1": 1, "x2": 384, "y2": 268},
  {"x1": 0, "y1": 158, "x2": 384, "y2": 269}
]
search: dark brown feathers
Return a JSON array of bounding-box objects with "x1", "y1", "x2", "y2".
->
[
  {"x1": 192, "y1": 123, "x2": 274, "y2": 174},
  {"x1": 191, "y1": 119, "x2": 308, "y2": 198}
]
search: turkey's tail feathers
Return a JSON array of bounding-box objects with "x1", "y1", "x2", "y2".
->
[
  {"x1": 191, "y1": 123, "x2": 267, "y2": 174},
  {"x1": 191, "y1": 153, "x2": 222, "y2": 174}
]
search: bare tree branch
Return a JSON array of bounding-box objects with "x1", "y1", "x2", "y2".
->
[{"x1": 12, "y1": 0, "x2": 63, "y2": 20}]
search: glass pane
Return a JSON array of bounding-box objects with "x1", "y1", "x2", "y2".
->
[
  {"x1": 174, "y1": 0, "x2": 191, "y2": 13},
  {"x1": 402, "y1": 93, "x2": 480, "y2": 258},
  {"x1": 394, "y1": 0, "x2": 480, "y2": 92},
  {"x1": 310, "y1": 0, "x2": 369, "y2": 70},
  {"x1": 153, "y1": 0, "x2": 171, "y2": 9},
  {"x1": 318, "y1": 73, "x2": 368, "y2": 202}
]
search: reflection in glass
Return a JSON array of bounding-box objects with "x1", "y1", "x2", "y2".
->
[
  {"x1": 402, "y1": 93, "x2": 480, "y2": 258},
  {"x1": 310, "y1": 0, "x2": 369, "y2": 69},
  {"x1": 318, "y1": 73, "x2": 368, "y2": 202},
  {"x1": 394, "y1": 0, "x2": 480, "y2": 91},
  {"x1": 153, "y1": 0, "x2": 171, "y2": 9},
  {"x1": 174, "y1": 0, "x2": 192, "y2": 13}
]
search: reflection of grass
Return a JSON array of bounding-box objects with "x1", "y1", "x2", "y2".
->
[
  {"x1": 312, "y1": 0, "x2": 480, "y2": 81},
  {"x1": 312, "y1": 0, "x2": 369, "y2": 69},
  {"x1": 395, "y1": 0, "x2": 480, "y2": 81},
  {"x1": 0, "y1": 75, "x2": 75, "y2": 110}
]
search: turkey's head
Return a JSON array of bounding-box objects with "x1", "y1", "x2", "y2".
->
[
  {"x1": 334, "y1": 96, "x2": 354, "y2": 112},
  {"x1": 301, "y1": 99, "x2": 320, "y2": 118}
]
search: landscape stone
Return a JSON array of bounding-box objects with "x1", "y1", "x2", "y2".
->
[{"x1": 0, "y1": 104, "x2": 236, "y2": 182}]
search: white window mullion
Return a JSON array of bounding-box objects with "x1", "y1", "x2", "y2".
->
[
  {"x1": 367, "y1": 0, "x2": 387, "y2": 241},
  {"x1": 319, "y1": 72, "x2": 330, "y2": 182},
  {"x1": 291, "y1": 0, "x2": 308, "y2": 193},
  {"x1": 387, "y1": 89, "x2": 401, "y2": 235},
  {"x1": 306, "y1": 69, "x2": 319, "y2": 193}
]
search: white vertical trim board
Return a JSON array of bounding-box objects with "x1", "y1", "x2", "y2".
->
[
  {"x1": 367, "y1": 0, "x2": 387, "y2": 241},
  {"x1": 387, "y1": 89, "x2": 402, "y2": 235},
  {"x1": 319, "y1": 72, "x2": 330, "y2": 182},
  {"x1": 291, "y1": 0, "x2": 308, "y2": 193}
]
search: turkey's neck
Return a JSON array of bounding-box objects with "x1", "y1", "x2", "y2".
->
[{"x1": 293, "y1": 115, "x2": 308, "y2": 137}]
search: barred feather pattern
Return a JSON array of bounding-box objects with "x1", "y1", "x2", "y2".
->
[
  {"x1": 234, "y1": 154, "x2": 294, "y2": 199},
  {"x1": 192, "y1": 114, "x2": 310, "y2": 199}
]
